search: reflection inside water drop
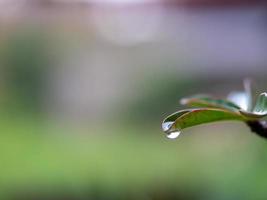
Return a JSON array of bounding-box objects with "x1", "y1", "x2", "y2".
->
[
  {"x1": 166, "y1": 131, "x2": 181, "y2": 139},
  {"x1": 162, "y1": 121, "x2": 181, "y2": 139},
  {"x1": 162, "y1": 121, "x2": 174, "y2": 132}
]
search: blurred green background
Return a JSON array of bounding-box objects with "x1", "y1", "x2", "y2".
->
[{"x1": 1, "y1": 0, "x2": 267, "y2": 199}]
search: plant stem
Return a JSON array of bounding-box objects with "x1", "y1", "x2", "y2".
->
[{"x1": 246, "y1": 120, "x2": 267, "y2": 139}]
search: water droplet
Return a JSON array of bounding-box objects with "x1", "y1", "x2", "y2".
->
[
  {"x1": 253, "y1": 93, "x2": 267, "y2": 115},
  {"x1": 162, "y1": 121, "x2": 174, "y2": 132},
  {"x1": 166, "y1": 131, "x2": 181, "y2": 139},
  {"x1": 162, "y1": 121, "x2": 181, "y2": 139},
  {"x1": 253, "y1": 110, "x2": 267, "y2": 115}
]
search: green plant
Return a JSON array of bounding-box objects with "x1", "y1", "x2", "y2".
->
[{"x1": 162, "y1": 80, "x2": 267, "y2": 139}]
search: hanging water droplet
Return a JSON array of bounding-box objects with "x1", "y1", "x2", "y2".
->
[
  {"x1": 162, "y1": 121, "x2": 181, "y2": 139},
  {"x1": 162, "y1": 121, "x2": 174, "y2": 132},
  {"x1": 166, "y1": 130, "x2": 181, "y2": 139},
  {"x1": 253, "y1": 93, "x2": 267, "y2": 115},
  {"x1": 253, "y1": 110, "x2": 267, "y2": 115}
]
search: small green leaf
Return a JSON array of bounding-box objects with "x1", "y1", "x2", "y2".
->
[
  {"x1": 180, "y1": 95, "x2": 241, "y2": 111},
  {"x1": 163, "y1": 109, "x2": 191, "y2": 124},
  {"x1": 162, "y1": 108, "x2": 245, "y2": 133},
  {"x1": 162, "y1": 109, "x2": 191, "y2": 132}
]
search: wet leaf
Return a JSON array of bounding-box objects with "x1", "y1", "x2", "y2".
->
[
  {"x1": 162, "y1": 108, "x2": 245, "y2": 133},
  {"x1": 162, "y1": 110, "x2": 191, "y2": 132},
  {"x1": 180, "y1": 95, "x2": 241, "y2": 111}
]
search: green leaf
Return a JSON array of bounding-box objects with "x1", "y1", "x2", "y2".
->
[
  {"x1": 162, "y1": 108, "x2": 245, "y2": 133},
  {"x1": 180, "y1": 95, "x2": 241, "y2": 111},
  {"x1": 163, "y1": 109, "x2": 191, "y2": 123},
  {"x1": 162, "y1": 109, "x2": 191, "y2": 132}
]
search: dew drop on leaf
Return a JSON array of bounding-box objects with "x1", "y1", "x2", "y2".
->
[
  {"x1": 162, "y1": 121, "x2": 174, "y2": 132},
  {"x1": 162, "y1": 121, "x2": 181, "y2": 139},
  {"x1": 166, "y1": 131, "x2": 181, "y2": 139}
]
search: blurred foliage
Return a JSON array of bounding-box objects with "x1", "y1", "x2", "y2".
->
[
  {"x1": 1, "y1": 117, "x2": 267, "y2": 200},
  {"x1": 123, "y1": 72, "x2": 243, "y2": 125},
  {"x1": 1, "y1": 28, "x2": 52, "y2": 113},
  {"x1": 122, "y1": 73, "x2": 199, "y2": 124}
]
